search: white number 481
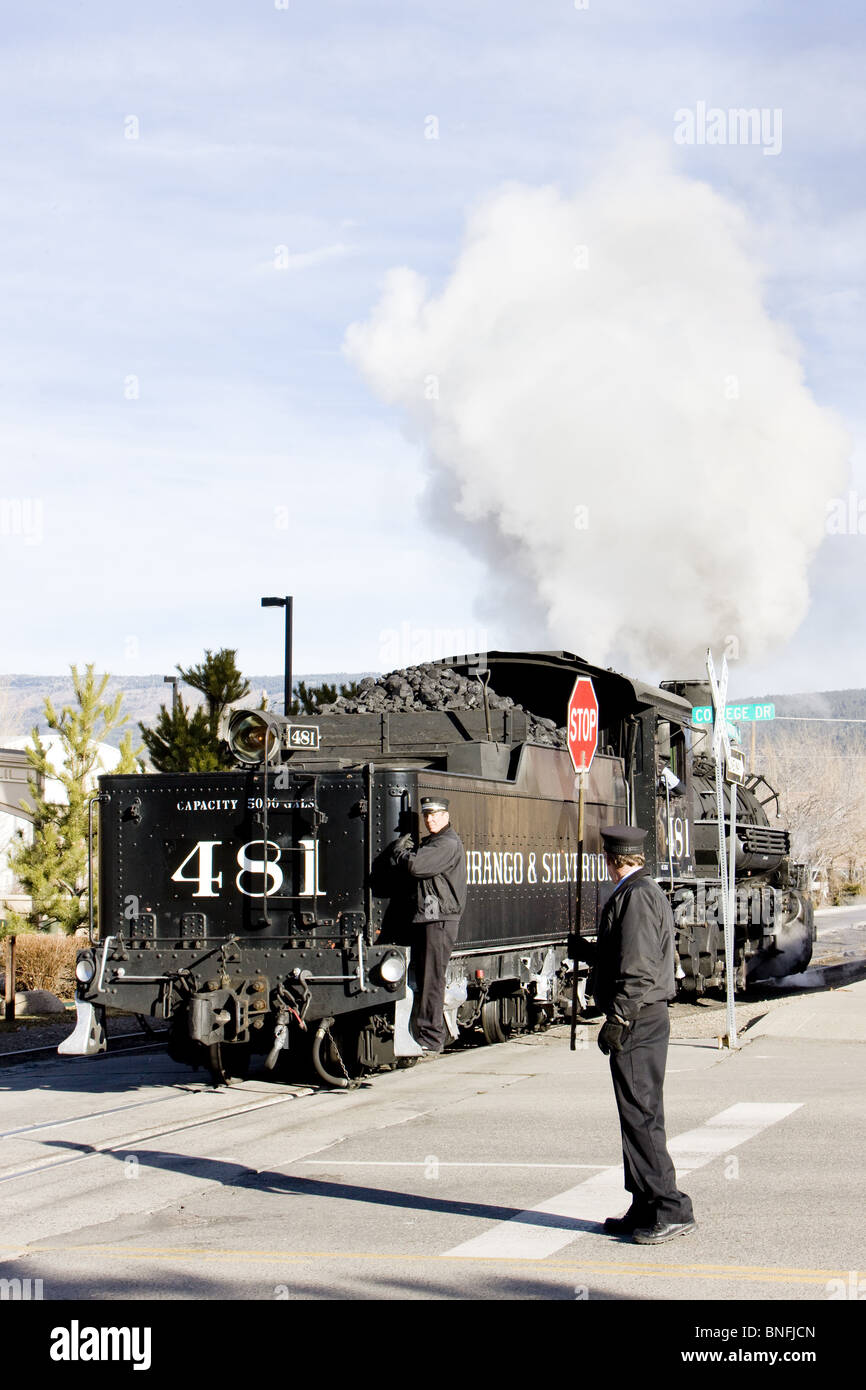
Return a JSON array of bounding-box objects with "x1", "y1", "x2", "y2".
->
[{"x1": 170, "y1": 839, "x2": 323, "y2": 898}]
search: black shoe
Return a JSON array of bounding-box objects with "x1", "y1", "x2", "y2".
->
[
  {"x1": 632, "y1": 1218, "x2": 697, "y2": 1245},
  {"x1": 603, "y1": 1209, "x2": 654, "y2": 1236}
]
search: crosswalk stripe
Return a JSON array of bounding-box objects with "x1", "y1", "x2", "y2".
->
[
  {"x1": 667, "y1": 1102, "x2": 802, "y2": 1170},
  {"x1": 444, "y1": 1101, "x2": 803, "y2": 1261}
]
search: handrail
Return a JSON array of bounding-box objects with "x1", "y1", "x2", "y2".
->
[{"x1": 87, "y1": 793, "x2": 110, "y2": 945}]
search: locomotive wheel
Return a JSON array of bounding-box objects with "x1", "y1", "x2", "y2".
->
[
  {"x1": 206, "y1": 1044, "x2": 227, "y2": 1086},
  {"x1": 206, "y1": 1042, "x2": 251, "y2": 1087},
  {"x1": 480, "y1": 998, "x2": 510, "y2": 1045},
  {"x1": 167, "y1": 1018, "x2": 195, "y2": 1068},
  {"x1": 529, "y1": 1002, "x2": 554, "y2": 1032}
]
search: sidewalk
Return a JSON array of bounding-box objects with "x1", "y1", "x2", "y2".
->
[{"x1": 747, "y1": 974, "x2": 866, "y2": 1042}]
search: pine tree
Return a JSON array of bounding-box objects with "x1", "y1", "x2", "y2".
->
[
  {"x1": 138, "y1": 696, "x2": 228, "y2": 772},
  {"x1": 4, "y1": 666, "x2": 142, "y2": 935},
  {"x1": 289, "y1": 680, "x2": 359, "y2": 714},
  {"x1": 293, "y1": 680, "x2": 338, "y2": 714},
  {"x1": 177, "y1": 648, "x2": 250, "y2": 731},
  {"x1": 140, "y1": 648, "x2": 251, "y2": 772}
]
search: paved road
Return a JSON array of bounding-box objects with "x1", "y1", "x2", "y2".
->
[
  {"x1": 812, "y1": 904, "x2": 866, "y2": 966},
  {"x1": 1, "y1": 974, "x2": 864, "y2": 1306}
]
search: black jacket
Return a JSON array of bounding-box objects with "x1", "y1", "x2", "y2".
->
[
  {"x1": 393, "y1": 824, "x2": 467, "y2": 924},
  {"x1": 589, "y1": 868, "x2": 676, "y2": 1021}
]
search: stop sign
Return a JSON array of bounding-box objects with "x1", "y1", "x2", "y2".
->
[{"x1": 567, "y1": 677, "x2": 599, "y2": 773}]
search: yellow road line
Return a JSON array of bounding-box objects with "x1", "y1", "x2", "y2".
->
[{"x1": 3, "y1": 1245, "x2": 861, "y2": 1287}]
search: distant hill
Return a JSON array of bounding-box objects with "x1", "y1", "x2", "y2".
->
[
  {"x1": 3, "y1": 673, "x2": 865, "y2": 755},
  {"x1": 747, "y1": 689, "x2": 866, "y2": 719},
  {"x1": 741, "y1": 689, "x2": 866, "y2": 757},
  {"x1": 0, "y1": 674, "x2": 376, "y2": 749}
]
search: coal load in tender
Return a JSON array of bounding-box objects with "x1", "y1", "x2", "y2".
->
[{"x1": 318, "y1": 663, "x2": 568, "y2": 748}]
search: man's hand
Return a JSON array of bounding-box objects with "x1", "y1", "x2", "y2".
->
[
  {"x1": 597, "y1": 1017, "x2": 630, "y2": 1055},
  {"x1": 393, "y1": 832, "x2": 414, "y2": 855}
]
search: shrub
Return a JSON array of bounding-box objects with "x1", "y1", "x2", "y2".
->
[
  {"x1": 7, "y1": 933, "x2": 78, "y2": 997},
  {"x1": 830, "y1": 878, "x2": 864, "y2": 905}
]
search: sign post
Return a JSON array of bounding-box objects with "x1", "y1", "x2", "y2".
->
[
  {"x1": 705, "y1": 650, "x2": 738, "y2": 1049},
  {"x1": 4, "y1": 934, "x2": 15, "y2": 1022},
  {"x1": 566, "y1": 678, "x2": 599, "y2": 1052}
]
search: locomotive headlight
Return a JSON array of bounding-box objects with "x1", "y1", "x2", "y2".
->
[
  {"x1": 75, "y1": 954, "x2": 96, "y2": 984},
  {"x1": 377, "y1": 951, "x2": 406, "y2": 988},
  {"x1": 227, "y1": 710, "x2": 283, "y2": 765}
]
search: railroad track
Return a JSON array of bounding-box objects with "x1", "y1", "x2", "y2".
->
[
  {"x1": 0, "y1": 1034, "x2": 313, "y2": 1193},
  {"x1": 0, "y1": 1028, "x2": 170, "y2": 1068},
  {"x1": 0, "y1": 1084, "x2": 313, "y2": 1187}
]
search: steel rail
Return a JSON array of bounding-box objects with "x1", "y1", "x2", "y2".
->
[{"x1": 0, "y1": 1029, "x2": 170, "y2": 1067}]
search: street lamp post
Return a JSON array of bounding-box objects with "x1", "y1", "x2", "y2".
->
[
  {"x1": 164, "y1": 675, "x2": 180, "y2": 717},
  {"x1": 261, "y1": 596, "x2": 293, "y2": 715}
]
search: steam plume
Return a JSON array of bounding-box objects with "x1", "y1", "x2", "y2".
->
[{"x1": 345, "y1": 150, "x2": 850, "y2": 671}]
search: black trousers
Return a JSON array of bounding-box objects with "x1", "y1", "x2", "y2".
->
[
  {"x1": 608, "y1": 1002, "x2": 693, "y2": 1223},
  {"x1": 412, "y1": 919, "x2": 460, "y2": 1049}
]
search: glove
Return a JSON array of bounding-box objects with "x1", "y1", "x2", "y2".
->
[
  {"x1": 568, "y1": 933, "x2": 596, "y2": 963},
  {"x1": 597, "y1": 1017, "x2": 630, "y2": 1055},
  {"x1": 393, "y1": 833, "x2": 413, "y2": 856}
]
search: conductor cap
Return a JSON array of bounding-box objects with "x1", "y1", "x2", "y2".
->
[
  {"x1": 420, "y1": 797, "x2": 449, "y2": 813},
  {"x1": 601, "y1": 824, "x2": 647, "y2": 856}
]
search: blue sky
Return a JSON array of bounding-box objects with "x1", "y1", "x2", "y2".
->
[{"x1": 1, "y1": 0, "x2": 863, "y2": 696}]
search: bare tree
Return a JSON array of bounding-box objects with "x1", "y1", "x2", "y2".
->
[{"x1": 760, "y1": 725, "x2": 866, "y2": 897}]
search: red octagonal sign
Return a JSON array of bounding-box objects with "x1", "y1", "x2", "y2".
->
[{"x1": 567, "y1": 676, "x2": 599, "y2": 774}]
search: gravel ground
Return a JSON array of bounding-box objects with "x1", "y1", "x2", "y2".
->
[
  {"x1": 0, "y1": 1011, "x2": 168, "y2": 1056},
  {"x1": 667, "y1": 994, "x2": 787, "y2": 1040},
  {"x1": 0, "y1": 991, "x2": 831, "y2": 1058}
]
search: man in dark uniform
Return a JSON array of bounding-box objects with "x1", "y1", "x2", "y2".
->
[
  {"x1": 584, "y1": 824, "x2": 696, "y2": 1244},
  {"x1": 392, "y1": 797, "x2": 467, "y2": 1052}
]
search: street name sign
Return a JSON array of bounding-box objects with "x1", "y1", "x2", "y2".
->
[{"x1": 692, "y1": 703, "x2": 775, "y2": 725}]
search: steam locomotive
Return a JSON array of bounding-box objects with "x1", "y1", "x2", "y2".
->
[{"x1": 61, "y1": 650, "x2": 813, "y2": 1085}]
